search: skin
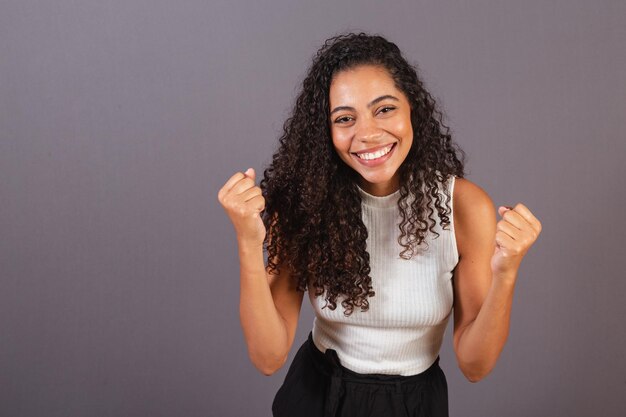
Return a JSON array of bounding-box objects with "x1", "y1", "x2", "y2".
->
[{"x1": 217, "y1": 64, "x2": 542, "y2": 379}]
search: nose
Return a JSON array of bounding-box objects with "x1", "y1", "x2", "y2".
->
[{"x1": 355, "y1": 116, "x2": 383, "y2": 143}]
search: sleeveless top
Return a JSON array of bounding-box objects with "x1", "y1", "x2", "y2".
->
[{"x1": 308, "y1": 176, "x2": 459, "y2": 376}]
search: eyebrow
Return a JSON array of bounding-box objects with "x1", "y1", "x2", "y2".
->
[{"x1": 329, "y1": 95, "x2": 400, "y2": 116}]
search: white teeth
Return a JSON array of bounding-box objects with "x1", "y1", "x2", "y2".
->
[{"x1": 356, "y1": 144, "x2": 393, "y2": 160}]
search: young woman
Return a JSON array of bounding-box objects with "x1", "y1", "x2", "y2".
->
[{"x1": 218, "y1": 33, "x2": 542, "y2": 417}]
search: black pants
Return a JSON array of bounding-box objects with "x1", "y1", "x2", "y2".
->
[{"x1": 272, "y1": 332, "x2": 449, "y2": 417}]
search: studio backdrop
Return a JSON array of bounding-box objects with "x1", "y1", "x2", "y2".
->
[{"x1": 1, "y1": 1, "x2": 625, "y2": 416}]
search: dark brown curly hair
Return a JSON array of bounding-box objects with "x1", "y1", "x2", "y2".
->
[{"x1": 260, "y1": 32, "x2": 466, "y2": 316}]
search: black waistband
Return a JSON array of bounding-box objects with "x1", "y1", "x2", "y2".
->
[{"x1": 305, "y1": 331, "x2": 440, "y2": 417}]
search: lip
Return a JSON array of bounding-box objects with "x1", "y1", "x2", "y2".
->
[
  {"x1": 351, "y1": 142, "x2": 396, "y2": 155},
  {"x1": 352, "y1": 143, "x2": 396, "y2": 167}
]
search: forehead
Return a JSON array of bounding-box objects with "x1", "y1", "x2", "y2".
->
[{"x1": 329, "y1": 65, "x2": 402, "y2": 104}]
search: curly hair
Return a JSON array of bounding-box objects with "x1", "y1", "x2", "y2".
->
[{"x1": 260, "y1": 32, "x2": 466, "y2": 316}]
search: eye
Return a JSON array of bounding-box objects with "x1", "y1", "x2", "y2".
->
[
  {"x1": 334, "y1": 115, "x2": 354, "y2": 124},
  {"x1": 378, "y1": 106, "x2": 396, "y2": 114}
]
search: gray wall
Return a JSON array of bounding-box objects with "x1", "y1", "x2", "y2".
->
[{"x1": 1, "y1": 0, "x2": 625, "y2": 416}]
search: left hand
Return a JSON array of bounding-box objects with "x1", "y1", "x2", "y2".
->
[{"x1": 491, "y1": 203, "x2": 542, "y2": 278}]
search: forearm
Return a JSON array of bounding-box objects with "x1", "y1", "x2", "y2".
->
[
  {"x1": 237, "y1": 240, "x2": 289, "y2": 374},
  {"x1": 456, "y1": 272, "x2": 517, "y2": 381}
]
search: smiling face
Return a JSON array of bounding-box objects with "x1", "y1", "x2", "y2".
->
[{"x1": 329, "y1": 65, "x2": 413, "y2": 196}]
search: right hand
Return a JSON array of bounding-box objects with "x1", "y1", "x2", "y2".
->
[{"x1": 217, "y1": 168, "x2": 266, "y2": 247}]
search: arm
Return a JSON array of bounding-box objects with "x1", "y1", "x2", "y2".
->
[
  {"x1": 238, "y1": 239, "x2": 304, "y2": 376},
  {"x1": 451, "y1": 178, "x2": 542, "y2": 382},
  {"x1": 218, "y1": 168, "x2": 304, "y2": 375}
]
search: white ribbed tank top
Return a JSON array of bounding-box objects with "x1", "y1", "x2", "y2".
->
[{"x1": 308, "y1": 175, "x2": 459, "y2": 376}]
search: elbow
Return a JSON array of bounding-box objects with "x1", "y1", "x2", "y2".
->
[
  {"x1": 457, "y1": 356, "x2": 495, "y2": 383},
  {"x1": 257, "y1": 363, "x2": 281, "y2": 376},
  {"x1": 464, "y1": 371, "x2": 486, "y2": 383},
  {"x1": 456, "y1": 346, "x2": 501, "y2": 383},
  {"x1": 258, "y1": 367, "x2": 277, "y2": 377},
  {"x1": 251, "y1": 352, "x2": 288, "y2": 376},
  {"x1": 460, "y1": 363, "x2": 493, "y2": 383}
]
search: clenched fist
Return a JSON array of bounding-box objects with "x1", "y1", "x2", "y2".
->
[
  {"x1": 217, "y1": 168, "x2": 266, "y2": 247},
  {"x1": 491, "y1": 203, "x2": 542, "y2": 278}
]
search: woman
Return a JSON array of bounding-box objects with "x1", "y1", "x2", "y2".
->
[{"x1": 218, "y1": 33, "x2": 542, "y2": 417}]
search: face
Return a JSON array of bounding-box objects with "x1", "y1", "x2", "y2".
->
[{"x1": 329, "y1": 65, "x2": 413, "y2": 196}]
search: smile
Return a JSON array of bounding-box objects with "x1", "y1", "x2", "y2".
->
[{"x1": 354, "y1": 143, "x2": 395, "y2": 160}]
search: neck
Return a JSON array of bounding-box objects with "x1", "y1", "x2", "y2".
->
[{"x1": 357, "y1": 179, "x2": 400, "y2": 197}]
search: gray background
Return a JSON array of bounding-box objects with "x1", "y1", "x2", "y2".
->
[{"x1": 1, "y1": 0, "x2": 625, "y2": 416}]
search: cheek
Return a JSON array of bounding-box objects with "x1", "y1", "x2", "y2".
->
[
  {"x1": 398, "y1": 115, "x2": 413, "y2": 137},
  {"x1": 331, "y1": 131, "x2": 352, "y2": 153},
  {"x1": 404, "y1": 124, "x2": 414, "y2": 141}
]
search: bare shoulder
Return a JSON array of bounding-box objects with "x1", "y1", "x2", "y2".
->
[
  {"x1": 453, "y1": 177, "x2": 496, "y2": 255},
  {"x1": 454, "y1": 178, "x2": 495, "y2": 215}
]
